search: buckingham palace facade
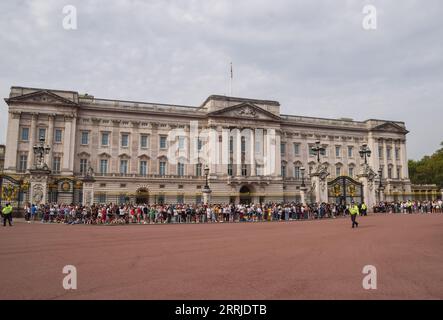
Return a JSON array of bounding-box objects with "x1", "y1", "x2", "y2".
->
[{"x1": 2, "y1": 86, "x2": 411, "y2": 206}]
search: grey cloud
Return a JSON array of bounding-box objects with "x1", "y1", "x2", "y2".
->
[{"x1": 0, "y1": 0, "x2": 442, "y2": 159}]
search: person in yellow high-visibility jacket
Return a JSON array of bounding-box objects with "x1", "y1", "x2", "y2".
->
[
  {"x1": 361, "y1": 202, "x2": 367, "y2": 216},
  {"x1": 349, "y1": 202, "x2": 359, "y2": 228},
  {"x1": 2, "y1": 203, "x2": 13, "y2": 227}
]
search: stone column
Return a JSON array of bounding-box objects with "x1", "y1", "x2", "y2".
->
[
  {"x1": 392, "y1": 140, "x2": 398, "y2": 180},
  {"x1": 400, "y1": 140, "x2": 408, "y2": 179},
  {"x1": 235, "y1": 129, "x2": 242, "y2": 176},
  {"x1": 62, "y1": 116, "x2": 73, "y2": 173},
  {"x1": 250, "y1": 128, "x2": 256, "y2": 176},
  {"x1": 47, "y1": 114, "x2": 55, "y2": 170},
  {"x1": 5, "y1": 111, "x2": 21, "y2": 172},
  {"x1": 275, "y1": 130, "x2": 282, "y2": 177},
  {"x1": 27, "y1": 113, "x2": 38, "y2": 170},
  {"x1": 382, "y1": 139, "x2": 388, "y2": 177}
]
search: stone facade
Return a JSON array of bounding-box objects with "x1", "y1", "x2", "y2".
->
[
  {"x1": 3, "y1": 86, "x2": 411, "y2": 206},
  {"x1": 0, "y1": 144, "x2": 5, "y2": 172}
]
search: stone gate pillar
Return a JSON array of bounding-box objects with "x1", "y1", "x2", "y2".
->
[
  {"x1": 358, "y1": 164, "x2": 377, "y2": 211},
  {"x1": 310, "y1": 164, "x2": 329, "y2": 204},
  {"x1": 202, "y1": 188, "x2": 212, "y2": 205},
  {"x1": 82, "y1": 176, "x2": 95, "y2": 206},
  {"x1": 300, "y1": 186, "x2": 308, "y2": 205},
  {"x1": 29, "y1": 169, "x2": 51, "y2": 205}
]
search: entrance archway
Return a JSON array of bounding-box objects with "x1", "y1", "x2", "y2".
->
[
  {"x1": 136, "y1": 188, "x2": 149, "y2": 204},
  {"x1": 239, "y1": 185, "x2": 252, "y2": 204}
]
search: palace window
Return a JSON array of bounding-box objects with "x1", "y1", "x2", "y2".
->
[
  {"x1": 177, "y1": 162, "x2": 185, "y2": 176},
  {"x1": 335, "y1": 146, "x2": 341, "y2": 157},
  {"x1": 294, "y1": 166, "x2": 300, "y2": 179},
  {"x1": 386, "y1": 147, "x2": 392, "y2": 160},
  {"x1": 21, "y1": 127, "x2": 29, "y2": 141},
  {"x1": 388, "y1": 167, "x2": 393, "y2": 179},
  {"x1": 178, "y1": 136, "x2": 185, "y2": 150},
  {"x1": 101, "y1": 132, "x2": 109, "y2": 146},
  {"x1": 159, "y1": 136, "x2": 167, "y2": 149},
  {"x1": 139, "y1": 161, "x2": 147, "y2": 176},
  {"x1": 81, "y1": 131, "x2": 89, "y2": 145},
  {"x1": 281, "y1": 163, "x2": 287, "y2": 178},
  {"x1": 347, "y1": 146, "x2": 354, "y2": 158},
  {"x1": 293, "y1": 143, "x2": 300, "y2": 156},
  {"x1": 379, "y1": 146, "x2": 383, "y2": 159},
  {"x1": 140, "y1": 135, "x2": 149, "y2": 149},
  {"x1": 197, "y1": 138, "x2": 203, "y2": 152},
  {"x1": 80, "y1": 159, "x2": 88, "y2": 174},
  {"x1": 177, "y1": 194, "x2": 184, "y2": 204},
  {"x1": 397, "y1": 167, "x2": 401, "y2": 179},
  {"x1": 100, "y1": 159, "x2": 108, "y2": 175},
  {"x1": 196, "y1": 163, "x2": 202, "y2": 176},
  {"x1": 241, "y1": 137, "x2": 246, "y2": 153},
  {"x1": 336, "y1": 166, "x2": 341, "y2": 177},
  {"x1": 348, "y1": 167, "x2": 354, "y2": 177},
  {"x1": 229, "y1": 137, "x2": 234, "y2": 153},
  {"x1": 241, "y1": 164, "x2": 247, "y2": 176},
  {"x1": 281, "y1": 142, "x2": 286, "y2": 156},
  {"x1": 52, "y1": 157, "x2": 61, "y2": 173},
  {"x1": 227, "y1": 163, "x2": 233, "y2": 176},
  {"x1": 121, "y1": 134, "x2": 129, "y2": 148},
  {"x1": 18, "y1": 155, "x2": 27, "y2": 172},
  {"x1": 159, "y1": 161, "x2": 167, "y2": 176},
  {"x1": 54, "y1": 129, "x2": 62, "y2": 143},
  {"x1": 120, "y1": 160, "x2": 128, "y2": 174}
]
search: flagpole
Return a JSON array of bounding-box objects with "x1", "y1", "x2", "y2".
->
[{"x1": 230, "y1": 62, "x2": 233, "y2": 97}]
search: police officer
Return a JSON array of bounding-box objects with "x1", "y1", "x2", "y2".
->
[
  {"x1": 349, "y1": 201, "x2": 359, "y2": 228},
  {"x1": 361, "y1": 202, "x2": 367, "y2": 216},
  {"x1": 2, "y1": 203, "x2": 13, "y2": 227}
]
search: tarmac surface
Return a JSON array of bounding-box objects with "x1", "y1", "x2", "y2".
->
[{"x1": 0, "y1": 213, "x2": 442, "y2": 300}]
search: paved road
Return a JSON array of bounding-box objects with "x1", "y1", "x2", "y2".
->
[{"x1": 0, "y1": 214, "x2": 442, "y2": 299}]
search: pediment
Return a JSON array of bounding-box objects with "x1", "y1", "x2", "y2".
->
[
  {"x1": 207, "y1": 102, "x2": 281, "y2": 121},
  {"x1": 7, "y1": 90, "x2": 77, "y2": 106},
  {"x1": 371, "y1": 122, "x2": 408, "y2": 134}
]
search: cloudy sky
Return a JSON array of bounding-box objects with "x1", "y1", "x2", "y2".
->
[{"x1": 0, "y1": 0, "x2": 442, "y2": 159}]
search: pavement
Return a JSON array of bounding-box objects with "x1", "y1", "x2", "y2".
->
[{"x1": 0, "y1": 213, "x2": 442, "y2": 300}]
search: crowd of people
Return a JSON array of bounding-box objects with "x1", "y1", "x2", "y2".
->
[
  {"x1": 373, "y1": 200, "x2": 443, "y2": 214},
  {"x1": 14, "y1": 199, "x2": 441, "y2": 225}
]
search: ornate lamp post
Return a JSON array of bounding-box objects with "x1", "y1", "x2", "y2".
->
[
  {"x1": 299, "y1": 166, "x2": 308, "y2": 205},
  {"x1": 359, "y1": 144, "x2": 372, "y2": 165},
  {"x1": 202, "y1": 165, "x2": 212, "y2": 208},
  {"x1": 204, "y1": 165, "x2": 210, "y2": 190},
  {"x1": 378, "y1": 167, "x2": 385, "y2": 204},
  {"x1": 32, "y1": 137, "x2": 51, "y2": 170},
  {"x1": 300, "y1": 167, "x2": 306, "y2": 188},
  {"x1": 311, "y1": 140, "x2": 325, "y2": 163}
]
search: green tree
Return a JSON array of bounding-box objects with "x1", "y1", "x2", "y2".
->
[{"x1": 409, "y1": 142, "x2": 443, "y2": 188}]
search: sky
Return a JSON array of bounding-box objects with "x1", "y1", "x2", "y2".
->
[{"x1": 0, "y1": 0, "x2": 442, "y2": 160}]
